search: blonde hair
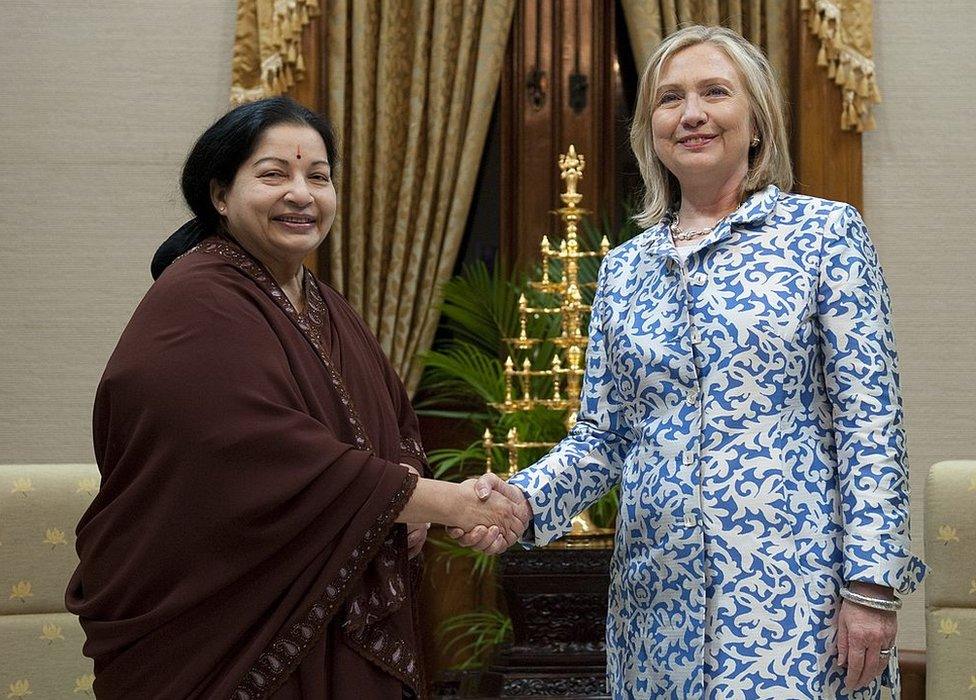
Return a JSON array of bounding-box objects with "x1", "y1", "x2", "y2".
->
[{"x1": 629, "y1": 25, "x2": 793, "y2": 228}]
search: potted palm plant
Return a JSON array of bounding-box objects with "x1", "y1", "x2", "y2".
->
[{"x1": 416, "y1": 213, "x2": 639, "y2": 669}]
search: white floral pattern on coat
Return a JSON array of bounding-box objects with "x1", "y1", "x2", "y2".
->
[{"x1": 508, "y1": 186, "x2": 926, "y2": 699}]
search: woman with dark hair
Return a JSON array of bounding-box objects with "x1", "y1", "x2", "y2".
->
[{"x1": 66, "y1": 96, "x2": 528, "y2": 699}]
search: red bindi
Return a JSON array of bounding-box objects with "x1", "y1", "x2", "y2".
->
[{"x1": 296, "y1": 146, "x2": 302, "y2": 160}]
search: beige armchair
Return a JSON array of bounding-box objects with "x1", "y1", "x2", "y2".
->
[
  {"x1": 925, "y1": 460, "x2": 976, "y2": 699},
  {"x1": 1, "y1": 464, "x2": 97, "y2": 697}
]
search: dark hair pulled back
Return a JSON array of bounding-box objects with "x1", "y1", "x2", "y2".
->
[{"x1": 151, "y1": 97, "x2": 339, "y2": 279}]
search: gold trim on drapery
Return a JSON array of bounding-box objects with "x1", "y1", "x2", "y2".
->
[
  {"x1": 231, "y1": 0, "x2": 320, "y2": 105},
  {"x1": 619, "y1": 0, "x2": 791, "y2": 111},
  {"x1": 800, "y1": 0, "x2": 881, "y2": 132}
]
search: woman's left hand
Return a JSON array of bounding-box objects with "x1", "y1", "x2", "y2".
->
[
  {"x1": 402, "y1": 464, "x2": 430, "y2": 559},
  {"x1": 837, "y1": 582, "x2": 898, "y2": 691}
]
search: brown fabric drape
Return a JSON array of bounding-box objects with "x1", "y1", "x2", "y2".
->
[
  {"x1": 620, "y1": 0, "x2": 792, "y2": 104},
  {"x1": 230, "y1": 1, "x2": 515, "y2": 395},
  {"x1": 800, "y1": 0, "x2": 881, "y2": 131},
  {"x1": 620, "y1": 0, "x2": 880, "y2": 132},
  {"x1": 67, "y1": 238, "x2": 429, "y2": 698}
]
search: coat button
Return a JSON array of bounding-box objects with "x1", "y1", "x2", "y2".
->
[
  {"x1": 690, "y1": 272, "x2": 707, "y2": 285},
  {"x1": 682, "y1": 452, "x2": 694, "y2": 466},
  {"x1": 691, "y1": 329, "x2": 701, "y2": 344},
  {"x1": 687, "y1": 388, "x2": 699, "y2": 404}
]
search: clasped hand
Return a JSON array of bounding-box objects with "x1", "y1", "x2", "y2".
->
[
  {"x1": 397, "y1": 471, "x2": 530, "y2": 555},
  {"x1": 448, "y1": 473, "x2": 532, "y2": 555}
]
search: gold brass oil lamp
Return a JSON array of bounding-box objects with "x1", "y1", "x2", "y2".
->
[{"x1": 485, "y1": 145, "x2": 613, "y2": 548}]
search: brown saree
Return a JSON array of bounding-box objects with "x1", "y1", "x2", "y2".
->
[{"x1": 67, "y1": 236, "x2": 429, "y2": 699}]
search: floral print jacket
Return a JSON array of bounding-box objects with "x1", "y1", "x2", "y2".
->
[{"x1": 509, "y1": 186, "x2": 926, "y2": 699}]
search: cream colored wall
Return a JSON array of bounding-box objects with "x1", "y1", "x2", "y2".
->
[
  {"x1": 1, "y1": 0, "x2": 971, "y2": 654},
  {"x1": 863, "y1": 0, "x2": 976, "y2": 650},
  {"x1": 0, "y1": 2, "x2": 236, "y2": 461}
]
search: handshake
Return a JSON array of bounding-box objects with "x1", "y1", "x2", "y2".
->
[
  {"x1": 446, "y1": 473, "x2": 533, "y2": 555},
  {"x1": 400, "y1": 469, "x2": 532, "y2": 556}
]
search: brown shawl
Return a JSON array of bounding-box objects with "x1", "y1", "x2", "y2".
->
[{"x1": 67, "y1": 236, "x2": 429, "y2": 699}]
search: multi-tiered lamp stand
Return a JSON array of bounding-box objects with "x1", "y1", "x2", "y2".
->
[
  {"x1": 463, "y1": 147, "x2": 613, "y2": 699},
  {"x1": 484, "y1": 144, "x2": 613, "y2": 544}
]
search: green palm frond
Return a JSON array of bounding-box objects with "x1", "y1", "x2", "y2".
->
[
  {"x1": 438, "y1": 262, "x2": 522, "y2": 357},
  {"x1": 437, "y1": 610, "x2": 513, "y2": 669},
  {"x1": 417, "y1": 341, "x2": 504, "y2": 407},
  {"x1": 412, "y1": 407, "x2": 492, "y2": 422},
  {"x1": 427, "y1": 441, "x2": 487, "y2": 480},
  {"x1": 499, "y1": 405, "x2": 567, "y2": 441},
  {"x1": 430, "y1": 537, "x2": 498, "y2": 579}
]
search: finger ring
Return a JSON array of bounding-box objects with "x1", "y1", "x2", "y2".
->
[{"x1": 879, "y1": 647, "x2": 895, "y2": 656}]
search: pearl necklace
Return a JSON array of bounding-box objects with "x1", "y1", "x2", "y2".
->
[{"x1": 669, "y1": 213, "x2": 718, "y2": 242}]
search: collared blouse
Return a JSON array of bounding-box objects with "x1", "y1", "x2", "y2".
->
[{"x1": 508, "y1": 186, "x2": 926, "y2": 699}]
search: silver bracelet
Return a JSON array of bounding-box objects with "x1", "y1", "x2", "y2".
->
[{"x1": 839, "y1": 586, "x2": 902, "y2": 612}]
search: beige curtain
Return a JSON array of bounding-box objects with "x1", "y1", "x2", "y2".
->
[
  {"x1": 620, "y1": 0, "x2": 791, "y2": 104},
  {"x1": 324, "y1": 1, "x2": 514, "y2": 393},
  {"x1": 231, "y1": 0, "x2": 515, "y2": 394},
  {"x1": 800, "y1": 0, "x2": 880, "y2": 132}
]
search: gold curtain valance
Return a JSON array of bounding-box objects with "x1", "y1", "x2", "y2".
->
[
  {"x1": 621, "y1": 0, "x2": 880, "y2": 132},
  {"x1": 619, "y1": 1, "x2": 792, "y2": 118},
  {"x1": 231, "y1": 0, "x2": 319, "y2": 105},
  {"x1": 801, "y1": 0, "x2": 881, "y2": 132}
]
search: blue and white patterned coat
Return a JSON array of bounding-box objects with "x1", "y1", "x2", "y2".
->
[{"x1": 508, "y1": 186, "x2": 926, "y2": 699}]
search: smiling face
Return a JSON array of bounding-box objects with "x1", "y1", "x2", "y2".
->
[
  {"x1": 650, "y1": 42, "x2": 755, "y2": 193},
  {"x1": 211, "y1": 123, "x2": 337, "y2": 272}
]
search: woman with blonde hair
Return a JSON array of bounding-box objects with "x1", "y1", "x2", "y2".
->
[{"x1": 456, "y1": 25, "x2": 925, "y2": 699}]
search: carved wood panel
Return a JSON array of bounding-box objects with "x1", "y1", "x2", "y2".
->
[{"x1": 500, "y1": 0, "x2": 621, "y2": 271}]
